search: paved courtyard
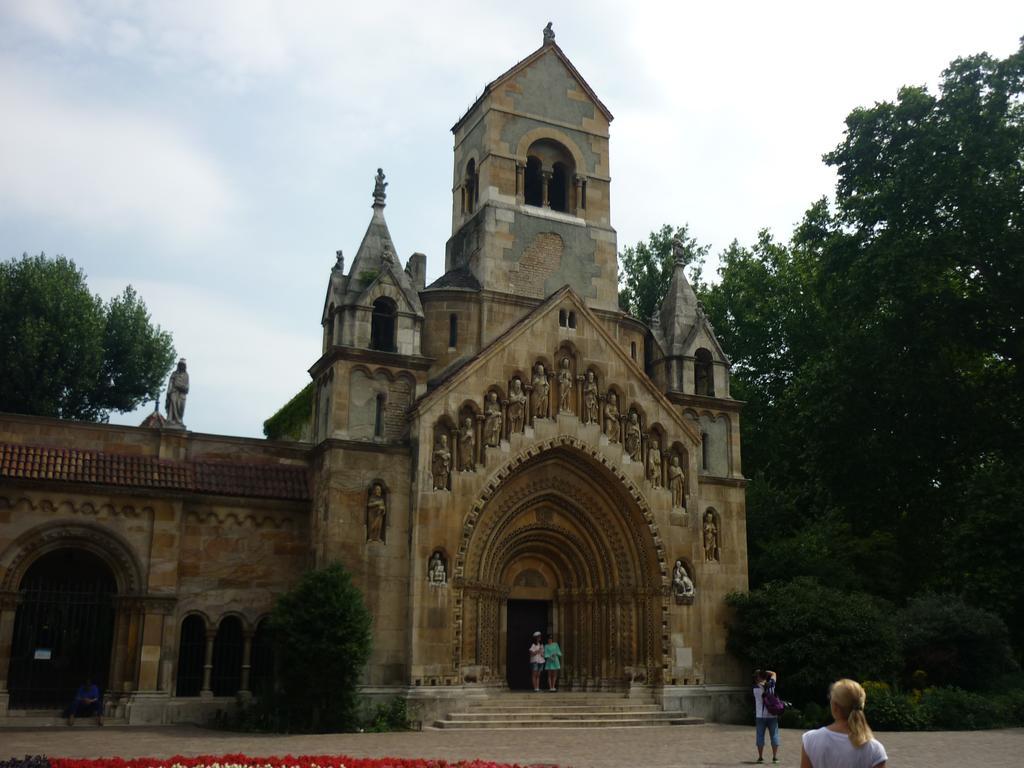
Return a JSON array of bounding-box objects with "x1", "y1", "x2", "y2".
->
[{"x1": 2, "y1": 724, "x2": 1021, "y2": 768}]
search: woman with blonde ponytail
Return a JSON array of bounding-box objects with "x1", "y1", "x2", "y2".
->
[{"x1": 800, "y1": 679, "x2": 888, "y2": 768}]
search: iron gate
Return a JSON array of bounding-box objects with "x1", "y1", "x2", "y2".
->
[{"x1": 7, "y1": 549, "x2": 116, "y2": 709}]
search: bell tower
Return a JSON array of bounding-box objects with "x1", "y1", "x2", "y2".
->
[{"x1": 444, "y1": 24, "x2": 619, "y2": 312}]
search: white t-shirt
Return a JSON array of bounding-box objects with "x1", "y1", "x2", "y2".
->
[
  {"x1": 801, "y1": 726, "x2": 887, "y2": 768},
  {"x1": 529, "y1": 642, "x2": 545, "y2": 664},
  {"x1": 753, "y1": 682, "x2": 776, "y2": 719}
]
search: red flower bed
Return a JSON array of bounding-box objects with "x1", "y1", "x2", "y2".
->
[{"x1": 50, "y1": 756, "x2": 542, "y2": 768}]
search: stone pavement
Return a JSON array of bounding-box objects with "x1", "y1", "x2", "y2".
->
[{"x1": 2, "y1": 723, "x2": 1021, "y2": 767}]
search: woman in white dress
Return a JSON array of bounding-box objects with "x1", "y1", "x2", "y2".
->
[{"x1": 800, "y1": 679, "x2": 887, "y2": 768}]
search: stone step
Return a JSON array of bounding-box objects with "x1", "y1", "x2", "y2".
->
[
  {"x1": 466, "y1": 703, "x2": 663, "y2": 713},
  {"x1": 433, "y1": 715, "x2": 704, "y2": 729},
  {"x1": 0, "y1": 716, "x2": 127, "y2": 728},
  {"x1": 446, "y1": 710, "x2": 685, "y2": 722}
]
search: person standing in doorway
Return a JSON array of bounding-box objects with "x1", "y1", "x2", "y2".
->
[
  {"x1": 754, "y1": 669, "x2": 780, "y2": 764},
  {"x1": 544, "y1": 633, "x2": 563, "y2": 691},
  {"x1": 529, "y1": 631, "x2": 545, "y2": 692}
]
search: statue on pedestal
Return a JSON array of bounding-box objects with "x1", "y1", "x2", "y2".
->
[
  {"x1": 647, "y1": 439, "x2": 662, "y2": 487},
  {"x1": 165, "y1": 359, "x2": 189, "y2": 427},
  {"x1": 583, "y1": 370, "x2": 599, "y2": 425},
  {"x1": 484, "y1": 392, "x2": 502, "y2": 446},
  {"x1": 557, "y1": 357, "x2": 574, "y2": 414},
  {"x1": 625, "y1": 412, "x2": 642, "y2": 460},
  {"x1": 604, "y1": 392, "x2": 620, "y2": 442},
  {"x1": 460, "y1": 416, "x2": 476, "y2": 472},
  {"x1": 669, "y1": 455, "x2": 686, "y2": 509},
  {"x1": 366, "y1": 483, "x2": 386, "y2": 542},
  {"x1": 532, "y1": 363, "x2": 549, "y2": 419},
  {"x1": 432, "y1": 434, "x2": 452, "y2": 490}
]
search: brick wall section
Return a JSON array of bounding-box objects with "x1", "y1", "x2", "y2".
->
[
  {"x1": 510, "y1": 232, "x2": 563, "y2": 298},
  {"x1": 0, "y1": 442, "x2": 310, "y2": 500}
]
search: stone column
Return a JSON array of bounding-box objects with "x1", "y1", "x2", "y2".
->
[
  {"x1": 200, "y1": 627, "x2": 216, "y2": 698},
  {"x1": 515, "y1": 162, "x2": 525, "y2": 204},
  {"x1": 0, "y1": 592, "x2": 17, "y2": 716},
  {"x1": 524, "y1": 383, "x2": 535, "y2": 428},
  {"x1": 500, "y1": 398, "x2": 510, "y2": 442},
  {"x1": 239, "y1": 629, "x2": 254, "y2": 701},
  {"x1": 541, "y1": 170, "x2": 552, "y2": 208},
  {"x1": 574, "y1": 174, "x2": 585, "y2": 213}
]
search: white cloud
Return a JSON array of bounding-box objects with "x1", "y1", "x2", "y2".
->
[
  {"x1": 0, "y1": 0, "x2": 86, "y2": 44},
  {"x1": 0, "y1": 62, "x2": 235, "y2": 243}
]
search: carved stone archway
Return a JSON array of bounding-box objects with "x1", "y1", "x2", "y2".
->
[{"x1": 454, "y1": 436, "x2": 669, "y2": 687}]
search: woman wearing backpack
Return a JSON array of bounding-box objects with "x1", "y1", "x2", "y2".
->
[
  {"x1": 753, "y1": 669, "x2": 781, "y2": 764},
  {"x1": 800, "y1": 679, "x2": 887, "y2": 768}
]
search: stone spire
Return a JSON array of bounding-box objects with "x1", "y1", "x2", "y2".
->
[{"x1": 654, "y1": 237, "x2": 701, "y2": 356}]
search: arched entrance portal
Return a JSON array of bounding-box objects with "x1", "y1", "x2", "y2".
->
[
  {"x1": 455, "y1": 440, "x2": 668, "y2": 689},
  {"x1": 8, "y1": 549, "x2": 117, "y2": 708}
]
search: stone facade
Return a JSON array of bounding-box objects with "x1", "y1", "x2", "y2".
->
[{"x1": 0, "y1": 29, "x2": 748, "y2": 724}]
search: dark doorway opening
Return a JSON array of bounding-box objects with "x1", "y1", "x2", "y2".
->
[
  {"x1": 8, "y1": 548, "x2": 117, "y2": 709},
  {"x1": 506, "y1": 599, "x2": 549, "y2": 690}
]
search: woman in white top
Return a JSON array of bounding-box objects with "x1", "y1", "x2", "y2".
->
[
  {"x1": 528, "y1": 631, "x2": 545, "y2": 692},
  {"x1": 753, "y1": 669, "x2": 780, "y2": 764},
  {"x1": 801, "y1": 679, "x2": 888, "y2": 768}
]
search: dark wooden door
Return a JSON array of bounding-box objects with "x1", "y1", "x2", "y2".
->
[{"x1": 506, "y1": 599, "x2": 548, "y2": 689}]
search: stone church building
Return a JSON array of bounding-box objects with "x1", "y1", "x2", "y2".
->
[{"x1": 0, "y1": 29, "x2": 748, "y2": 724}]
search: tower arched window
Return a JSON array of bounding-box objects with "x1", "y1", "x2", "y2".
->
[
  {"x1": 695, "y1": 348, "x2": 714, "y2": 396},
  {"x1": 464, "y1": 159, "x2": 478, "y2": 214},
  {"x1": 449, "y1": 313, "x2": 458, "y2": 348},
  {"x1": 370, "y1": 297, "x2": 397, "y2": 352},
  {"x1": 550, "y1": 161, "x2": 570, "y2": 213},
  {"x1": 524, "y1": 156, "x2": 543, "y2": 207},
  {"x1": 374, "y1": 392, "x2": 386, "y2": 438}
]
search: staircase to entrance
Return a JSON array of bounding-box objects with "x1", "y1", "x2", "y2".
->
[{"x1": 433, "y1": 691, "x2": 704, "y2": 729}]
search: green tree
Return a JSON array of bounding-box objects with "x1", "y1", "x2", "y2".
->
[
  {"x1": 618, "y1": 224, "x2": 708, "y2": 321},
  {"x1": 0, "y1": 253, "x2": 175, "y2": 421},
  {"x1": 270, "y1": 563, "x2": 372, "y2": 732}
]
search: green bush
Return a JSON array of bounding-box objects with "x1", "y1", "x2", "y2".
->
[
  {"x1": 900, "y1": 594, "x2": 1017, "y2": 691},
  {"x1": 726, "y1": 578, "x2": 902, "y2": 707},
  {"x1": 366, "y1": 697, "x2": 410, "y2": 732},
  {"x1": 863, "y1": 683, "x2": 926, "y2": 731},
  {"x1": 270, "y1": 563, "x2": 373, "y2": 732},
  {"x1": 919, "y1": 687, "x2": 1004, "y2": 730}
]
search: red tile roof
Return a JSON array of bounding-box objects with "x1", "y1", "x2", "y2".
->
[{"x1": 0, "y1": 442, "x2": 310, "y2": 501}]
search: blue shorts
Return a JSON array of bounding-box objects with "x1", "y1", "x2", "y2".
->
[
  {"x1": 756, "y1": 716, "x2": 780, "y2": 747},
  {"x1": 530, "y1": 662, "x2": 544, "y2": 671}
]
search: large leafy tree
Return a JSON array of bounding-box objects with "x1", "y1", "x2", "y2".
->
[
  {"x1": 0, "y1": 253, "x2": 175, "y2": 421},
  {"x1": 618, "y1": 224, "x2": 708, "y2": 321}
]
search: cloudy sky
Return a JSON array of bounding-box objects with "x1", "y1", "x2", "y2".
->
[{"x1": 1, "y1": 1, "x2": 1021, "y2": 438}]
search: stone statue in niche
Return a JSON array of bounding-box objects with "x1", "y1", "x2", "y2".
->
[
  {"x1": 508, "y1": 378, "x2": 526, "y2": 433},
  {"x1": 532, "y1": 363, "x2": 549, "y2": 419},
  {"x1": 625, "y1": 411, "x2": 642, "y2": 460},
  {"x1": 432, "y1": 434, "x2": 452, "y2": 490},
  {"x1": 484, "y1": 392, "x2": 502, "y2": 447},
  {"x1": 604, "y1": 392, "x2": 620, "y2": 442},
  {"x1": 459, "y1": 416, "x2": 476, "y2": 472},
  {"x1": 703, "y1": 510, "x2": 720, "y2": 562},
  {"x1": 165, "y1": 358, "x2": 189, "y2": 426},
  {"x1": 557, "y1": 357, "x2": 574, "y2": 414},
  {"x1": 648, "y1": 439, "x2": 662, "y2": 488},
  {"x1": 366, "y1": 482, "x2": 386, "y2": 542},
  {"x1": 428, "y1": 551, "x2": 447, "y2": 586},
  {"x1": 582, "y1": 370, "x2": 599, "y2": 425},
  {"x1": 669, "y1": 455, "x2": 686, "y2": 509},
  {"x1": 672, "y1": 559, "x2": 695, "y2": 603}
]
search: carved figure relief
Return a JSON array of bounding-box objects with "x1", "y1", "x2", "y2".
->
[
  {"x1": 668, "y1": 455, "x2": 686, "y2": 509},
  {"x1": 703, "y1": 510, "x2": 721, "y2": 562},
  {"x1": 532, "y1": 363, "x2": 549, "y2": 419},
  {"x1": 647, "y1": 439, "x2": 662, "y2": 488},
  {"x1": 604, "y1": 392, "x2": 620, "y2": 442},
  {"x1": 557, "y1": 357, "x2": 574, "y2": 414},
  {"x1": 625, "y1": 411, "x2": 642, "y2": 461},
  {"x1": 672, "y1": 559, "x2": 695, "y2": 603},
  {"x1": 582, "y1": 370, "x2": 599, "y2": 425},
  {"x1": 366, "y1": 482, "x2": 386, "y2": 542},
  {"x1": 508, "y1": 377, "x2": 527, "y2": 433},
  {"x1": 432, "y1": 434, "x2": 452, "y2": 490},
  {"x1": 460, "y1": 416, "x2": 476, "y2": 472},
  {"x1": 484, "y1": 392, "x2": 502, "y2": 447},
  {"x1": 428, "y1": 551, "x2": 447, "y2": 586}
]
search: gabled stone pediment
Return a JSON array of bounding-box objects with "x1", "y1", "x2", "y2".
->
[{"x1": 412, "y1": 285, "x2": 700, "y2": 445}]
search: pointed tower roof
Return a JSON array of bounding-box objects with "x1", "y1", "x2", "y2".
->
[
  {"x1": 654, "y1": 239, "x2": 701, "y2": 356},
  {"x1": 451, "y1": 22, "x2": 613, "y2": 134},
  {"x1": 335, "y1": 169, "x2": 423, "y2": 314}
]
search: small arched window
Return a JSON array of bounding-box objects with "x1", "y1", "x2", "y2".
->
[
  {"x1": 550, "y1": 161, "x2": 570, "y2": 213},
  {"x1": 568, "y1": 311, "x2": 577, "y2": 329},
  {"x1": 374, "y1": 392, "x2": 386, "y2": 438},
  {"x1": 449, "y1": 313, "x2": 458, "y2": 348},
  {"x1": 701, "y1": 431, "x2": 710, "y2": 471},
  {"x1": 630, "y1": 341, "x2": 637, "y2": 361},
  {"x1": 695, "y1": 348, "x2": 714, "y2": 396},
  {"x1": 370, "y1": 297, "x2": 397, "y2": 352},
  {"x1": 559, "y1": 309, "x2": 567, "y2": 327},
  {"x1": 464, "y1": 159, "x2": 477, "y2": 214},
  {"x1": 212, "y1": 616, "x2": 244, "y2": 696},
  {"x1": 249, "y1": 618, "x2": 273, "y2": 696},
  {"x1": 176, "y1": 615, "x2": 206, "y2": 697},
  {"x1": 524, "y1": 156, "x2": 543, "y2": 207}
]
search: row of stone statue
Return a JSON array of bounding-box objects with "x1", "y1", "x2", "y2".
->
[{"x1": 429, "y1": 360, "x2": 687, "y2": 506}]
